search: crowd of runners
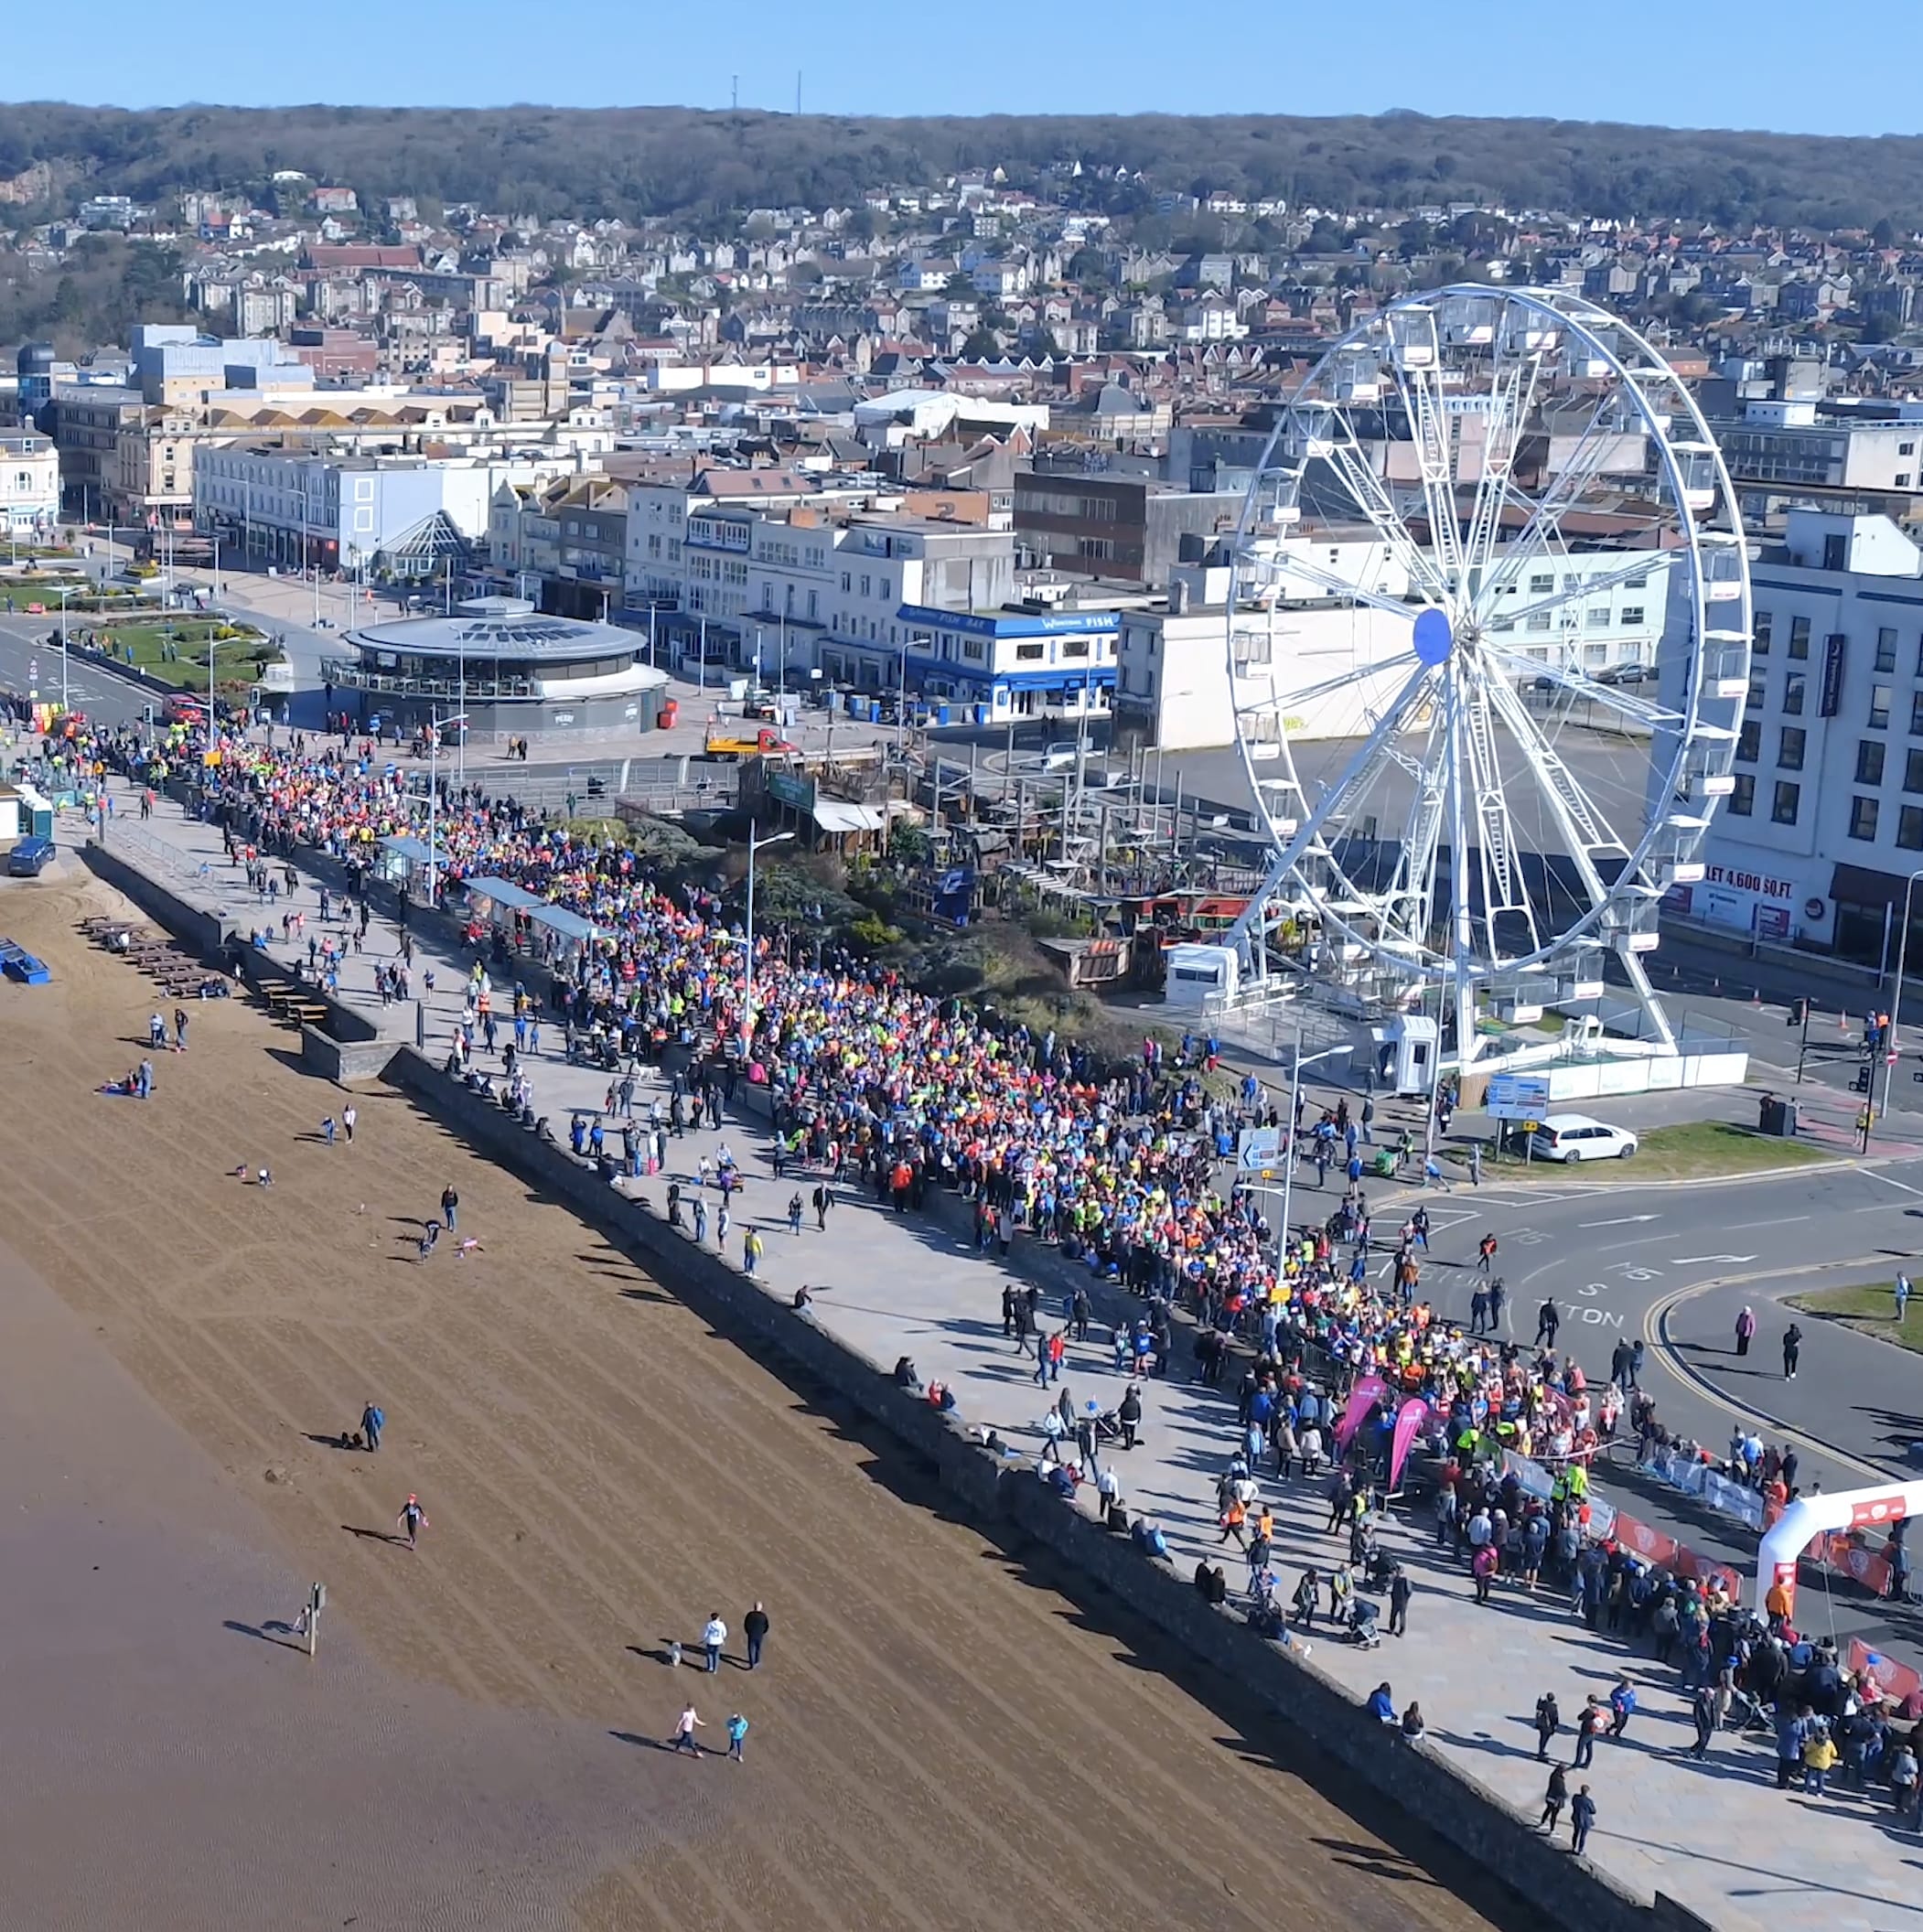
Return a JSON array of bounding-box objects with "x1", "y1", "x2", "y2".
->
[{"x1": 48, "y1": 711, "x2": 1923, "y2": 1841}]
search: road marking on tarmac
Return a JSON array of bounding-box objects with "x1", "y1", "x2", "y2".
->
[
  {"x1": 1862, "y1": 1169, "x2": 1923, "y2": 1197},
  {"x1": 1668, "y1": 1253, "x2": 1757, "y2": 1265},
  {"x1": 1580, "y1": 1214, "x2": 1661, "y2": 1227},
  {"x1": 1643, "y1": 1264, "x2": 1898, "y2": 1482}
]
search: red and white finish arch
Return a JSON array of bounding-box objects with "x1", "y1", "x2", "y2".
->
[{"x1": 1755, "y1": 1481, "x2": 1923, "y2": 1617}]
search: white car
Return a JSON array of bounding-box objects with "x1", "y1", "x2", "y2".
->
[{"x1": 1527, "y1": 1113, "x2": 1638, "y2": 1163}]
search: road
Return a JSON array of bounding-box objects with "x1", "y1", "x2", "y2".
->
[{"x1": 1300, "y1": 1127, "x2": 1923, "y2": 1663}]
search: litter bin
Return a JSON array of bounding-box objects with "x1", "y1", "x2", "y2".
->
[
  {"x1": 656, "y1": 698, "x2": 680, "y2": 729},
  {"x1": 1758, "y1": 1095, "x2": 1798, "y2": 1138}
]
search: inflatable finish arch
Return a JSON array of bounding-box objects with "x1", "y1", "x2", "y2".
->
[{"x1": 1755, "y1": 1481, "x2": 1923, "y2": 1616}]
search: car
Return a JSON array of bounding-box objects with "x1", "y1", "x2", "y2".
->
[
  {"x1": 6, "y1": 835, "x2": 57, "y2": 876},
  {"x1": 1526, "y1": 1113, "x2": 1638, "y2": 1163},
  {"x1": 1596, "y1": 662, "x2": 1655, "y2": 687}
]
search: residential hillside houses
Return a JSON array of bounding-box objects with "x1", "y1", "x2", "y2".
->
[{"x1": 13, "y1": 158, "x2": 1923, "y2": 751}]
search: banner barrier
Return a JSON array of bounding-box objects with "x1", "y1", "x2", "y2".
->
[
  {"x1": 1334, "y1": 1374, "x2": 1390, "y2": 1452},
  {"x1": 1389, "y1": 1398, "x2": 1431, "y2": 1492},
  {"x1": 1848, "y1": 1637, "x2": 1921, "y2": 1704}
]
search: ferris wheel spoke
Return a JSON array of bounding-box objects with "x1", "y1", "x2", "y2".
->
[
  {"x1": 1396, "y1": 361, "x2": 1466, "y2": 591},
  {"x1": 1488, "y1": 552, "x2": 1667, "y2": 637},
  {"x1": 1231, "y1": 649, "x2": 1423, "y2": 723},
  {"x1": 1479, "y1": 671, "x2": 1628, "y2": 910},
  {"x1": 1316, "y1": 417, "x2": 1449, "y2": 601},
  {"x1": 1463, "y1": 347, "x2": 1546, "y2": 585},
  {"x1": 1456, "y1": 663, "x2": 1541, "y2": 957},
  {"x1": 1480, "y1": 639, "x2": 1686, "y2": 729},
  {"x1": 1477, "y1": 390, "x2": 1631, "y2": 607},
  {"x1": 1240, "y1": 549, "x2": 1428, "y2": 628}
]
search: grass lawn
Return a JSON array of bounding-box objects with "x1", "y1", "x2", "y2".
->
[
  {"x1": 1469, "y1": 1118, "x2": 1836, "y2": 1182},
  {"x1": 1786, "y1": 1282, "x2": 1923, "y2": 1356},
  {"x1": 88, "y1": 619, "x2": 276, "y2": 693}
]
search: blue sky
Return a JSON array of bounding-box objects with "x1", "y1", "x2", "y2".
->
[{"x1": 4, "y1": 0, "x2": 1915, "y2": 137}]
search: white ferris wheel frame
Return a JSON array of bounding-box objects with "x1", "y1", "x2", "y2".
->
[{"x1": 1223, "y1": 284, "x2": 1752, "y2": 1064}]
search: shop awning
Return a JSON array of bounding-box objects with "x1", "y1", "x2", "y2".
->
[{"x1": 811, "y1": 800, "x2": 886, "y2": 833}]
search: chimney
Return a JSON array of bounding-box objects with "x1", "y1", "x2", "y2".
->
[{"x1": 1170, "y1": 577, "x2": 1190, "y2": 616}]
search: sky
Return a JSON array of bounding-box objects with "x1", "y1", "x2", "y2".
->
[{"x1": 4, "y1": 0, "x2": 1919, "y2": 139}]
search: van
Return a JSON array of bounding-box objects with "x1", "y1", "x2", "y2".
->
[{"x1": 7, "y1": 835, "x2": 57, "y2": 876}]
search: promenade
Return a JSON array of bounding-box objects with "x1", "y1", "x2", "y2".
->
[{"x1": 93, "y1": 782, "x2": 1923, "y2": 1932}]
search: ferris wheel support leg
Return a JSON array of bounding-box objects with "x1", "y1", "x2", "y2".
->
[{"x1": 1620, "y1": 950, "x2": 1679, "y2": 1055}]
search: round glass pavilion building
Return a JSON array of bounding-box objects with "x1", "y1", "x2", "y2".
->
[{"x1": 322, "y1": 597, "x2": 671, "y2": 739}]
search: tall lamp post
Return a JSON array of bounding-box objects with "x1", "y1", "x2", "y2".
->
[
  {"x1": 739, "y1": 824, "x2": 794, "y2": 1060},
  {"x1": 1276, "y1": 1032, "x2": 1348, "y2": 1263},
  {"x1": 1878, "y1": 866, "x2": 1923, "y2": 1134},
  {"x1": 56, "y1": 585, "x2": 71, "y2": 713}
]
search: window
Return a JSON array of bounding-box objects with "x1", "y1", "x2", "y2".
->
[
  {"x1": 839, "y1": 572, "x2": 851, "y2": 593},
  {"x1": 1907, "y1": 747, "x2": 1923, "y2": 793},
  {"x1": 1753, "y1": 611, "x2": 1772, "y2": 655},
  {"x1": 1015, "y1": 642, "x2": 1045, "y2": 660},
  {"x1": 1912, "y1": 691, "x2": 1923, "y2": 738},
  {"x1": 1747, "y1": 672, "x2": 1767, "y2": 711},
  {"x1": 1624, "y1": 574, "x2": 1648, "y2": 590},
  {"x1": 1858, "y1": 739, "x2": 1887, "y2": 785},
  {"x1": 1904, "y1": 442, "x2": 1918, "y2": 456},
  {"x1": 1850, "y1": 796, "x2": 1881, "y2": 841},
  {"x1": 1902, "y1": 805, "x2": 1923, "y2": 850},
  {"x1": 1620, "y1": 606, "x2": 1644, "y2": 626},
  {"x1": 1528, "y1": 573, "x2": 1553, "y2": 594},
  {"x1": 1736, "y1": 720, "x2": 1760, "y2": 763},
  {"x1": 1527, "y1": 611, "x2": 1552, "y2": 631},
  {"x1": 1585, "y1": 606, "x2": 1610, "y2": 628},
  {"x1": 880, "y1": 578, "x2": 892, "y2": 601},
  {"x1": 1789, "y1": 615, "x2": 1810, "y2": 659},
  {"x1": 1878, "y1": 628, "x2": 1899, "y2": 674},
  {"x1": 1778, "y1": 726, "x2": 1806, "y2": 770},
  {"x1": 860, "y1": 574, "x2": 872, "y2": 598},
  {"x1": 1872, "y1": 684, "x2": 1894, "y2": 729},
  {"x1": 1772, "y1": 780, "x2": 1801, "y2": 824},
  {"x1": 1783, "y1": 673, "x2": 1805, "y2": 715},
  {"x1": 1728, "y1": 773, "x2": 1756, "y2": 815}
]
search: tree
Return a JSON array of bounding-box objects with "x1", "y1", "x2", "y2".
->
[
  {"x1": 1398, "y1": 218, "x2": 1434, "y2": 260},
  {"x1": 960, "y1": 326, "x2": 1002, "y2": 360}
]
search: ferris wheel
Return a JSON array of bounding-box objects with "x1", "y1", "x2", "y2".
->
[{"x1": 1223, "y1": 284, "x2": 1751, "y2": 1064}]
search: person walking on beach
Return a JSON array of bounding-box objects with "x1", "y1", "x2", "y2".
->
[
  {"x1": 1735, "y1": 1305, "x2": 1756, "y2": 1357},
  {"x1": 726, "y1": 1712, "x2": 749, "y2": 1762},
  {"x1": 703, "y1": 1611, "x2": 727, "y2": 1672},
  {"x1": 396, "y1": 1493, "x2": 429, "y2": 1551},
  {"x1": 440, "y1": 1184, "x2": 459, "y2": 1233},
  {"x1": 1781, "y1": 1321, "x2": 1802, "y2": 1379},
  {"x1": 744, "y1": 1602, "x2": 769, "y2": 1669},
  {"x1": 360, "y1": 1400, "x2": 383, "y2": 1452},
  {"x1": 342, "y1": 1102, "x2": 357, "y2": 1143},
  {"x1": 668, "y1": 1704, "x2": 704, "y2": 1755}
]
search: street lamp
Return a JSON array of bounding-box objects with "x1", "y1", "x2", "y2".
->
[
  {"x1": 1276, "y1": 1026, "x2": 1348, "y2": 1266},
  {"x1": 739, "y1": 824, "x2": 794, "y2": 1061},
  {"x1": 1879, "y1": 866, "x2": 1923, "y2": 1132},
  {"x1": 56, "y1": 585, "x2": 70, "y2": 713}
]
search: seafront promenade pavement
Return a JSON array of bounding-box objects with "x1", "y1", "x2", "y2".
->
[{"x1": 93, "y1": 786, "x2": 1923, "y2": 1932}]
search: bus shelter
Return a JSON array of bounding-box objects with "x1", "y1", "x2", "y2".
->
[
  {"x1": 375, "y1": 834, "x2": 443, "y2": 893},
  {"x1": 530, "y1": 903, "x2": 602, "y2": 973},
  {"x1": 461, "y1": 875, "x2": 546, "y2": 952}
]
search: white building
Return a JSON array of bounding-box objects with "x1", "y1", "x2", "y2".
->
[
  {"x1": 0, "y1": 433, "x2": 59, "y2": 534},
  {"x1": 197, "y1": 447, "x2": 585, "y2": 574},
  {"x1": 1682, "y1": 509, "x2": 1923, "y2": 963},
  {"x1": 1116, "y1": 539, "x2": 1671, "y2": 751}
]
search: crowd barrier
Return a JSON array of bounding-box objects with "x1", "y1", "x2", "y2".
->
[{"x1": 1848, "y1": 1637, "x2": 1922, "y2": 1703}]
